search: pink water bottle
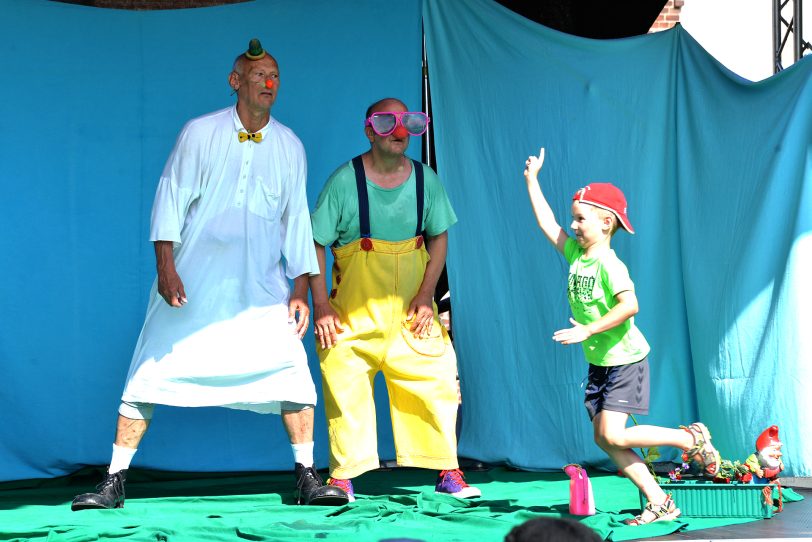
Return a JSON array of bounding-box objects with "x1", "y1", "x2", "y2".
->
[{"x1": 563, "y1": 464, "x2": 595, "y2": 515}]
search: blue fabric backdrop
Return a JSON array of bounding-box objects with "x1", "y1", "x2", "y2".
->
[
  {"x1": 0, "y1": 0, "x2": 422, "y2": 481},
  {"x1": 1, "y1": 0, "x2": 809, "y2": 482},
  {"x1": 424, "y1": 0, "x2": 811, "y2": 476}
]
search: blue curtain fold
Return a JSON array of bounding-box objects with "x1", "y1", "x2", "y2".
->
[
  {"x1": 0, "y1": 0, "x2": 422, "y2": 481},
  {"x1": 1, "y1": 0, "x2": 809, "y2": 482},
  {"x1": 424, "y1": 0, "x2": 811, "y2": 476}
]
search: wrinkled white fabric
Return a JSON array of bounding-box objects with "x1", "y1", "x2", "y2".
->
[{"x1": 121, "y1": 106, "x2": 318, "y2": 414}]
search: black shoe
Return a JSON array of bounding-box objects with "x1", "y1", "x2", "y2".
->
[
  {"x1": 71, "y1": 469, "x2": 127, "y2": 511},
  {"x1": 294, "y1": 463, "x2": 349, "y2": 506}
]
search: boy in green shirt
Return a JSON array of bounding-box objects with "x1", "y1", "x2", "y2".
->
[{"x1": 523, "y1": 148, "x2": 721, "y2": 525}]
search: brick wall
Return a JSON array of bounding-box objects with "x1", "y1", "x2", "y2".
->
[
  {"x1": 53, "y1": 0, "x2": 248, "y2": 9},
  {"x1": 649, "y1": 0, "x2": 683, "y2": 33}
]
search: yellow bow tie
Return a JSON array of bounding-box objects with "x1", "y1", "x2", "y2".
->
[{"x1": 238, "y1": 131, "x2": 262, "y2": 143}]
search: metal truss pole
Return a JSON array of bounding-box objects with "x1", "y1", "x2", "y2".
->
[
  {"x1": 774, "y1": 0, "x2": 812, "y2": 73},
  {"x1": 422, "y1": 30, "x2": 435, "y2": 170}
]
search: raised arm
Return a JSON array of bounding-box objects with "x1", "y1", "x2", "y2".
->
[{"x1": 523, "y1": 147, "x2": 568, "y2": 255}]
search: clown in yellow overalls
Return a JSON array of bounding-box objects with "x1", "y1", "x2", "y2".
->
[{"x1": 309, "y1": 99, "x2": 479, "y2": 500}]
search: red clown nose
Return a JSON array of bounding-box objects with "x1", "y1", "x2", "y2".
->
[
  {"x1": 393, "y1": 125, "x2": 409, "y2": 138},
  {"x1": 264, "y1": 79, "x2": 275, "y2": 89}
]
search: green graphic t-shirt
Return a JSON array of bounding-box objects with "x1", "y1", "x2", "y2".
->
[
  {"x1": 564, "y1": 238, "x2": 650, "y2": 367},
  {"x1": 311, "y1": 159, "x2": 457, "y2": 247}
]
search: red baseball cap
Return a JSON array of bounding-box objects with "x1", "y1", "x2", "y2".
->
[{"x1": 572, "y1": 183, "x2": 634, "y2": 234}]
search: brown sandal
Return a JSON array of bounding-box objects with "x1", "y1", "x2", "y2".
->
[
  {"x1": 624, "y1": 494, "x2": 681, "y2": 525},
  {"x1": 681, "y1": 422, "x2": 721, "y2": 477}
]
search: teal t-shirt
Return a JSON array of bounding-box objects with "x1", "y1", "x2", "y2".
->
[
  {"x1": 564, "y1": 238, "x2": 650, "y2": 367},
  {"x1": 311, "y1": 159, "x2": 458, "y2": 247}
]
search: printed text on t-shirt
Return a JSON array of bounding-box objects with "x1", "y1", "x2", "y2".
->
[{"x1": 568, "y1": 273, "x2": 595, "y2": 303}]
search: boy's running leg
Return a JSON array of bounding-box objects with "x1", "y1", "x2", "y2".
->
[
  {"x1": 594, "y1": 411, "x2": 681, "y2": 525},
  {"x1": 593, "y1": 410, "x2": 669, "y2": 506},
  {"x1": 600, "y1": 417, "x2": 694, "y2": 450},
  {"x1": 592, "y1": 412, "x2": 720, "y2": 476}
]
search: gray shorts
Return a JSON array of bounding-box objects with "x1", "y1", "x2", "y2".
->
[{"x1": 584, "y1": 357, "x2": 650, "y2": 420}]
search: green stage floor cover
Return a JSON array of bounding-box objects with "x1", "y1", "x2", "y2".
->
[{"x1": 0, "y1": 467, "x2": 802, "y2": 541}]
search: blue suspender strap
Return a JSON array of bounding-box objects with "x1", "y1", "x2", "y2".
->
[
  {"x1": 352, "y1": 155, "x2": 424, "y2": 240},
  {"x1": 413, "y1": 159, "x2": 424, "y2": 237},
  {"x1": 351, "y1": 155, "x2": 371, "y2": 239}
]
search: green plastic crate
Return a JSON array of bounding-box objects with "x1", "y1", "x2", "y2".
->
[{"x1": 640, "y1": 480, "x2": 774, "y2": 518}]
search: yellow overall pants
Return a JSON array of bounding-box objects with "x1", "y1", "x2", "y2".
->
[{"x1": 318, "y1": 235, "x2": 460, "y2": 479}]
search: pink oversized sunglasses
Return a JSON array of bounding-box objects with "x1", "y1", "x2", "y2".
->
[{"x1": 365, "y1": 111, "x2": 431, "y2": 137}]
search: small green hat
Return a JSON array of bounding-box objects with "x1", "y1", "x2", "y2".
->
[{"x1": 245, "y1": 38, "x2": 266, "y2": 61}]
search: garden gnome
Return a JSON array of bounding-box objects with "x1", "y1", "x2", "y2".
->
[{"x1": 744, "y1": 425, "x2": 784, "y2": 483}]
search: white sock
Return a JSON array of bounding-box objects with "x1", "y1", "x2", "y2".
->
[
  {"x1": 291, "y1": 441, "x2": 314, "y2": 467},
  {"x1": 109, "y1": 443, "x2": 137, "y2": 474}
]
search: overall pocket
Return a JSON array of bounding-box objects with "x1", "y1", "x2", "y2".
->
[{"x1": 400, "y1": 318, "x2": 447, "y2": 357}]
